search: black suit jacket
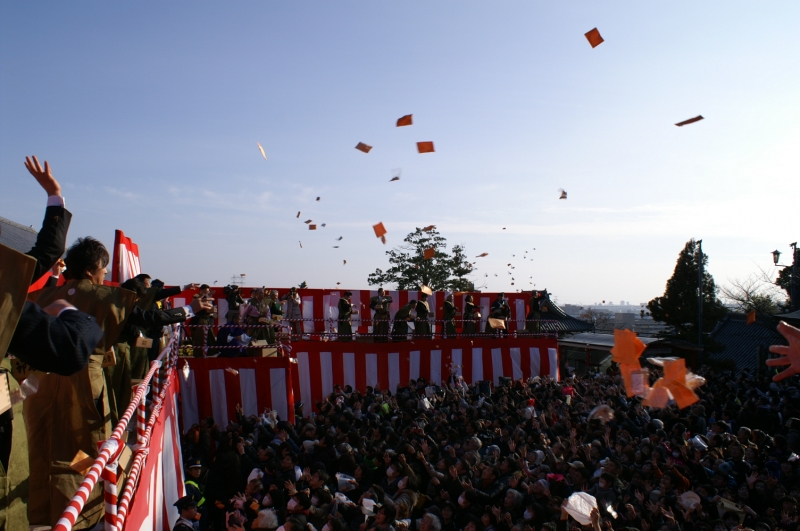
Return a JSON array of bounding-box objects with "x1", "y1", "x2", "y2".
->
[
  {"x1": 26, "y1": 204, "x2": 71, "y2": 285},
  {"x1": 154, "y1": 285, "x2": 182, "y2": 301},
  {"x1": 8, "y1": 301, "x2": 104, "y2": 376},
  {"x1": 128, "y1": 305, "x2": 189, "y2": 328}
]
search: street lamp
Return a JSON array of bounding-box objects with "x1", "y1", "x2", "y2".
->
[{"x1": 772, "y1": 243, "x2": 798, "y2": 313}]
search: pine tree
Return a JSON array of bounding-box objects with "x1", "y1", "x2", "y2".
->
[
  {"x1": 367, "y1": 228, "x2": 475, "y2": 291},
  {"x1": 647, "y1": 239, "x2": 727, "y2": 344}
]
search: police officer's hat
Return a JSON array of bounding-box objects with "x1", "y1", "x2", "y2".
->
[
  {"x1": 187, "y1": 458, "x2": 203, "y2": 469},
  {"x1": 174, "y1": 494, "x2": 197, "y2": 511}
]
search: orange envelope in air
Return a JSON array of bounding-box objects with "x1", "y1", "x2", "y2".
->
[
  {"x1": 373, "y1": 222, "x2": 387, "y2": 238},
  {"x1": 424, "y1": 248, "x2": 435, "y2": 260},
  {"x1": 397, "y1": 114, "x2": 413, "y2": 127},
  {"x1": 417, "y1": 141, "x2": 435, "y2": 153},
  {"x1": 585, "y1": 28, "x2": 604, "y2": 48}
]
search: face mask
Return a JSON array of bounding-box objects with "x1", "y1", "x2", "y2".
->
[
  {"x1": 311, "y1": 497, "x2": 319, "y2": 506},
  {"x1": 287, "y1": 498, "x2": 299, "y2": 510},
  {"x1": 672, "y1": 451, "x2": 680, "y2": 457},
  {"x1": 524, "y1": 510, "x2": 534, "y2": 520},
  {"x1": 386, "y1": 467, "x2": 396, "y2": 476},
  {"x1": 458, "y1": 495, "x2": 466, "y2": 506},
  {"x1": 322, "y1": 525, "x2": 331, "y2": 531}
]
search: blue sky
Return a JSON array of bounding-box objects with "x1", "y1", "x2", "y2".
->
[{"x1": 2, "y1": 2, "x2": 798, "y2": 305}]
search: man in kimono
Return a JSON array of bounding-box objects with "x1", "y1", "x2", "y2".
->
[
  {"x1": 414, "y1": 293, "x2": 431, "y2": 339},
  {"x1": 442, "y1": 292, "x2": 457, "y2": 338},
  {"x1": 370, "y1": 288, "x2": 392, "y2": 343},
  {"x1": 337, "y1": 291, "x2": 358, "y2": 342},
  {"x1": 392, "y1": 300, "x2": 417, "y2": 342}
]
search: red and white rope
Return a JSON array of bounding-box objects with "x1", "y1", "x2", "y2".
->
[
  {"x1": 136, "y1": 387, "x2": 147, "y2": 446},
  {"x1": 53, "y1": 328, "x2": 179, "y2": 531},
  {"x1": 53, "y1": 439, "x2": 121, "y2": 531}
]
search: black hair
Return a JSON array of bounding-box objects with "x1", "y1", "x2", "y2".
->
[
  {"x1": 63, "y1": 237, "x2": 109, "y2": 280},
  {"x1": 121, "y1": 277, "x2": 148, "y2": 297}
]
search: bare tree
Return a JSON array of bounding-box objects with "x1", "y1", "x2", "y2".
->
[
  {"x1": 719, "y1": 266, "x2": 788, "y2": 314},
  {"x1": 579, "y1": 307, "x2": 613, "y2": 330}
]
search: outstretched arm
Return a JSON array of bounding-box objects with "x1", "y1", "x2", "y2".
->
[{"x1": 24, "y1": 156, "x2": 72, "y2": 284}]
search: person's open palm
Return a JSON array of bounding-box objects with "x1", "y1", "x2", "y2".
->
[
  {"x1": 24, "y1": 155, "x2": 61, "y2": 196},
  {"x1": 767, "y1": 321, "x2": 800, "y2": 381}
]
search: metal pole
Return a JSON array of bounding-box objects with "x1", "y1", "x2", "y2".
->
[
  {"x1": 792, "y1": 243, "x2": 798, "y2": 313},
  {"x1": 697, "y1": 240, "x2": 703, "y2": 348}
]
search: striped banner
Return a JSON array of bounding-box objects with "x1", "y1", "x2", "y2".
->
[
  {"x1": 111, "y1": 229, "x2": 142, "y2": 284},
  {"x1": 180, "y1": 357, "x2": 295, "y2": 432},
  {"x1": 123, "y1": 372, "x2": 185, "y2": 530},
  {"x1": 291, "y1": 337, "x2": 559, "y2": 411}
]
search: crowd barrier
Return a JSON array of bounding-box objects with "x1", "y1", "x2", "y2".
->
[
  {"x1": 53, "y1": 328, "x2": 185, "y2": 531},
  {"x1": 181, "y1": 318, "x2": 558, "y2": 358}
]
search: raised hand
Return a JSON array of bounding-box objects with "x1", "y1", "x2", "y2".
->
[
  {"x1": 767, "y1": 322, "x2": 800, "y2": 381},
  {"x1": 24, "y1": 155, "x2": 61, "y2": 196}
]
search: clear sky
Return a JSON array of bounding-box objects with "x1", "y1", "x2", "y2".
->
[{"x1": 2, "y1": 2, "x2": 798, "y2": 305}]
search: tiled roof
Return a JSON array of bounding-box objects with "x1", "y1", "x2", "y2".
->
[
  {"x1": 709, "y1": 313, "x2": 787, "y2": 371},
  {"x1": 0, "y1": 215, "x2": 37, "y2": 253},
  {"x1": 538, "y1": 292, "x2": 595, "y2": 333}
]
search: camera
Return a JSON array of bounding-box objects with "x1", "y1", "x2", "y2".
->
[{"x1": 223, "y1": 284, "x2": 240, "y2": 296}]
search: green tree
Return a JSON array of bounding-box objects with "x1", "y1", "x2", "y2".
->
[
  {"x1": 367, "y1": 228, "x2": 475, "y2": 291},
  {"x1": 647, "y1": 239, "x2": 727, "y2": 344},
  {"x1": 298, "y1": 281, "x2": 308, "y2": 289}
]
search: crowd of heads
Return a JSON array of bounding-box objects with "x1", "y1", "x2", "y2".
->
[{"x1": 183, "y1": 363, "x2": 800, "y2": 531}]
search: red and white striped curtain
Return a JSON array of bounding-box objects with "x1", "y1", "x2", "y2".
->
[
  {"x1": 180, "y1": 357, "x2": 295, "y2": 432},
  {"x1": 291, "y1": 337, "x2": 559, "y2": 411},
  {"x1": 111, "y1": 229, "x2": 142, "y2": 284},
  {"x1": 126, "y1": 371, "x2": 185, "y2": 530}
]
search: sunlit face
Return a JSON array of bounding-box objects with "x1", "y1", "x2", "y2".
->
[{"x1": 87, "y1": 261, "x2": 108, "y2": 285}]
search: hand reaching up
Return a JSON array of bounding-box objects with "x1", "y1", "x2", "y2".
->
[
  {"x1": 25, "y1": 155, "x2": 61, "y2": 197},
  {"x1": 767, "y1": 321, "x2": 800, "y2": 381}
]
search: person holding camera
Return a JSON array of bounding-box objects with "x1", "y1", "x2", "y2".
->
[
  {"x1": 281, "y1": 287, "x2": 303, "y2": 339},
  {"x1": 190, "y1": 284, "x2": 217, "y2": 357},
  {"x1": 224, "y1": 284, "x2": 245, "y2": 315}
]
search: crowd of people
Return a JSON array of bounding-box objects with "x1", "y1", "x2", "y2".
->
[
  {"x1": 178, "y1": 360, "x2": 800, "y2": 531},
  {"x1": 202, "y1": 288, "x2": 540, "y2": 356}
]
